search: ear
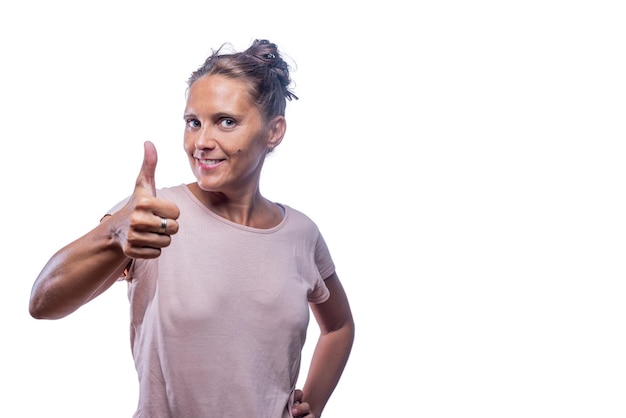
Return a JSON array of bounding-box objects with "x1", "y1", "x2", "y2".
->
[{"x1": 266, "y1": 116, "x2": 286, "y2": 151}]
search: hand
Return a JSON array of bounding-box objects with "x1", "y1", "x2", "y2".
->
[
  {"x1": 114, "y1": 141, "x2": 180, "y2": 258},
  {"x1": 292, "y1": 389, "x2": 314, "y2": 418}
]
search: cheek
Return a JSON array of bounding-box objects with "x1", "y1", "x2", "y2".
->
[{"x1": 183, "y1": 134, "x2": 194, "y2": 153}]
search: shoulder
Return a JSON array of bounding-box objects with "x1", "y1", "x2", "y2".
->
[
  {"x1": 283, "y1": 205, "x2": 317, "y2": 227},
  {"x1": 281, "y1": 204, "x2": 326, "y2": 237}
]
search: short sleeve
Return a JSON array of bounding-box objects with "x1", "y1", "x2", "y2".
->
[{"x1": 307, "y1": 231, "x2": 335, "y2": 304}]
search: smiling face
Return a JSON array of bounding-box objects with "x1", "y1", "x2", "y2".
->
[{"x1": 183, "y1": 74, "x2": 285, "y2": 198}]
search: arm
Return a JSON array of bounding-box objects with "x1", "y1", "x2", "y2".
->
[
  {"x1": 29, "y1": 216, "x2": 133, "y2": 319},
  {"x1": 299, "y1": 272, "x2": 355, "y2": 417},
  {"x1": 29, "y1": 141, "x2": 179, "y2": 319}
]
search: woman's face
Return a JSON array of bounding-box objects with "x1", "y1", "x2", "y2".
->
[{"x1": 183, "y1": 74, "x2": 282, "y2": 196}]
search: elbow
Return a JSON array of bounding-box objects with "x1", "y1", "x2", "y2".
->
[
  {"x1": 345, "y1": 318, "x2": 356, "y2": 349},
  {"x1": 29, "y1": 309, "x2": 48, "y2": 320},
  {"x1": 29, "y1": 302, "x2": 48, "y2": 320},
  {"x1": 29, "y1": 303, "x2": 69, "y2": 320},
  {"x1": 29, "y1": 273, "x2": 72, "y2": 320},
  {"x1": 29, "y1": 283, "x2": 51, "y2": 319},
  {"x1": 29, "y1": 284, "x2": 44, "y2": 318},
  {"x1": 340, "y1": 312, "x2": 356, "y2": 343},
  {"x1": 29, "y1": 297, "x2": 56, "y2": 320},
  {"x1": 29, "y1": 292, "x2": 71, "y2": 320},
  {"x1": 328, "y1": 317, "x2": 355, "y2": 352}
]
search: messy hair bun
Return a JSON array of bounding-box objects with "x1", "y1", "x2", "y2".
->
[{"x1": 188, "y1": 39, "x2": 298, "y2": 119}]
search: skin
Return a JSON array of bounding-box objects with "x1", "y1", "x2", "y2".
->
[
  {"x1": 30, "y1": 74, "x2": 354, "y2": 418},
  {"x1": 182, "y1": 74, "x2": 285, "y2": 228}
]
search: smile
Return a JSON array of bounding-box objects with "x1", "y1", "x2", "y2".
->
[{"x1": 199, "y1": 159, "x2": 223, "y2": 165}]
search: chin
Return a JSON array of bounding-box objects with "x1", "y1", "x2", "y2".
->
[{"x1": 195, "y1": 179, "x2": 221, "y2": 192}]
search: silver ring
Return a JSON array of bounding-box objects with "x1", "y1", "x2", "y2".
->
[{"x1": 159, "y1": 217, "x2": 167, "y2": 234}]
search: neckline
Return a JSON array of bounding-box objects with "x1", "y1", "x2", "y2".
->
[{"x1": 180, "y1": 184, "x2": 288, "y2": 233}]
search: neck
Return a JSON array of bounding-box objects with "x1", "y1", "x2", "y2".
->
[{"x1": 186, "y1": 183, "x2": 282, "y2": 229}]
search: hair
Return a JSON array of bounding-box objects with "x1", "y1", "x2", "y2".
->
[{"x1": 187, "y1": 39, "x2": 298, "y2": 120}]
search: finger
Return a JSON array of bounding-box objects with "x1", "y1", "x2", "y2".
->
[
  {"x1": 124, "y1": 232, "x2": 171, "y2": 259},
  {"x1": 135, "y1": 141, "x2": 158, "y2": 196},
  {"x1": 157, "y1": 216, "x2": 168, "y2": 234},
  {"x1": 155, "y1": 216, "x2": 180, "y2": 235},
  {"x1": 291, "y1": 403, "x2": 313, "y2": 418},
  {"x1": 293, "y1": 389, "x2": 303, "y2": 403},
  {"x1": 291, "y1": 395, "x2": 312, "y2": 418}
]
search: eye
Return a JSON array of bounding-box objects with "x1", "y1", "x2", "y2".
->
[
  {"x1": 219, "y1": 118, "x2": 236, "y2": 129},
  {"x1": 185, "y1": 118, "x2": 201, "y2": 129}
]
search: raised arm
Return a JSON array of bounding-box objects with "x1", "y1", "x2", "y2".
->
[
  {"x1": 29, "y1": 141, "x2": 179, "y2": 319},
  {"x1": 298, "y1": 272, "x2": 355, "y2": 417}
]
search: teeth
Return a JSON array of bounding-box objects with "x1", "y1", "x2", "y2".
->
[{"x1": 199, "y1": 159, "x2": 221, "y2": 165}]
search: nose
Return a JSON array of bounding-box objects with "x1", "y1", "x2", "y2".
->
[{"x1": 194, "y1": 125, "x2": 217, "y2": 150}]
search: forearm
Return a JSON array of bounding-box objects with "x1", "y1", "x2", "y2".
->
[
  {"x1": 302, "y1": 322, "x2": 354, "y2": 417},
  {"x1": 29, "y1": 220, "x2": 130, "y2": 320}
]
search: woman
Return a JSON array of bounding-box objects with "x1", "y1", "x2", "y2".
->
[{"x1": 29, "y1": 39, "x2": 354, "y2": 418}]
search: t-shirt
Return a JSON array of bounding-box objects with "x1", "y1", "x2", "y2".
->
[{"x1": 110, "y1": 184, "x2": 334, "y2": 418}]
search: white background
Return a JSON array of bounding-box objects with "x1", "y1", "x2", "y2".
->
[{"x1": 1, "y1": 1, "x2": 625, "y2": 417}]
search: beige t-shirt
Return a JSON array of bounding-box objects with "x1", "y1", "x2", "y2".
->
[{"x1": 114, "y1": 185, "x2": 333, "y2": 418}]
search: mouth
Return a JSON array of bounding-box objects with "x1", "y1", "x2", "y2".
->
[
  {"x1": 195, "y1": 157, "x2": 225, "y2": 169},
  {"x1": 198, "y1": 158, "x2": 223, "y2": 165}
]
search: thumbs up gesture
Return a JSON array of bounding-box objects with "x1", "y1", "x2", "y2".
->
[{"x1": 115, "y1": 141, "x2": 180, "y2": 259}]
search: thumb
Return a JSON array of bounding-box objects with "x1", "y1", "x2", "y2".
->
[{"x1": 135, "y1": 141, "x2": 158, "y2": 196}]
